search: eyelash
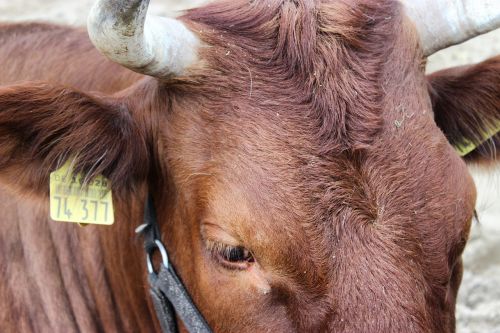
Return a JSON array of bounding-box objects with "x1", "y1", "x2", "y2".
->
[{"x1": 206, "y1": 241, "x2": 254, "y2": 270}]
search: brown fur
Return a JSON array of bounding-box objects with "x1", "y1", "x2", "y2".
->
[{"x1": 0, "y1": 0, "x2": 498, "y2": 332}]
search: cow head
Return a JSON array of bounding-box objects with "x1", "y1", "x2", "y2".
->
[{"x1": 0, "y1": 0, "x2": 498, "y2": 332}]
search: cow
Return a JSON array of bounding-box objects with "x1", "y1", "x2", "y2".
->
[{"x1": 0, "y1": 0, "x2": 499, "y2": 332}]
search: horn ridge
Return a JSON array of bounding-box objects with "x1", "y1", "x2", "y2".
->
[
  {"x1": 87, "y1": 0, "x2": 199, "y2": 77},
  {"x1": 402, "y1": 0, "x2": 500, "y2": 56}
]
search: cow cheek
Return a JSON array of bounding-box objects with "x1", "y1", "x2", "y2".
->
[{"x1": 191, "y1": 257, "x2": 276, "y2": 330}]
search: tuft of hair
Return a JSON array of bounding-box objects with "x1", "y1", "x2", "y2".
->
[{"x1": 184, "y1": 0, "x2": 401, "y2": 153}]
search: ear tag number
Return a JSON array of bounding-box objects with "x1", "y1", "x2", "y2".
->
[{"x1": 49, "y1": 161, "x2": 114, "y2": 225}]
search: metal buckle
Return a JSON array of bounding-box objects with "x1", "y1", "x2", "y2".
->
[{"x1": 147, "y1": 239, "x2": 170, "y2": 274}]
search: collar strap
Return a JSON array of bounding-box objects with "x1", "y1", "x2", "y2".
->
[
  {"x1": 454, "y1": 122, "x2": 500, "y2": 157},
  {"x1": 136, "y1": 195, "x2": 212, "y2": 333}
]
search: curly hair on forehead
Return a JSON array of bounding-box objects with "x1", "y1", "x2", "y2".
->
[{"x1": 183, "y1": 0, "x2": 404, "y2": 153}]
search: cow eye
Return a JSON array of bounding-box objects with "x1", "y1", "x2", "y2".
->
[
  {"x1": 224, "y1": 246, "x2": 252, "y2": 262},
  {"x1": 208, "y1": 241, "x2": 254, "y2": 269}
]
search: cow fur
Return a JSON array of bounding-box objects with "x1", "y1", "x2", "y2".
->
[{"x1": 0, "y1": 0, "x2": 498, "y2": 332}]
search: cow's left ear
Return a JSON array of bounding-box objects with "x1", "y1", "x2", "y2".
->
[
  {"x1": 427, "y1": 56, "x2": 500, "y2": 164},
  {"x1": 0, "y1": 82, "x2": 150, "y2": 197}
]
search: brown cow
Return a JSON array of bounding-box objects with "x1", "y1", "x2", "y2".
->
[{"x1": 0, "y1": 0, "x2": 499, "y2": 332}]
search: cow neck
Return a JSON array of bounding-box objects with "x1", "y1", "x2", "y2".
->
[
  {"x1": 135, "y1": 194, "x2": 213, "y2": 333},
  {"x1": 91, "y1": 196, "x2": 158, "y2": 332},
  {"x1": 114, "y1": 78, "x2": 211, "y2": 332}
]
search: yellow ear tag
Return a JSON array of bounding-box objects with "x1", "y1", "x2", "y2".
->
[
  {"x1": 49, "y1": 161, "x2": 114, "y2": 225},
  {"x1": 454, "y1": 121, "x2": 500, "y2": 157}
]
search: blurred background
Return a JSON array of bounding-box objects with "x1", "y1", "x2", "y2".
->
[{"x1": 0, "y1": 1, "x2": 498, "y2": 332}]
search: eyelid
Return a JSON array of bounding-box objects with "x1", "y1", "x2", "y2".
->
[
  {"x1": 206, "y1": 240, "x2": 244, "y2": 260},
  {"x1": 201, "y1": 222, "x2": 255, "y2": 269},
  {"x1": 206, "y1": 239, "x2": 229, "y2": 255},
  {"x1": 201, "y1": 222, "x2": 242, "y2": 246}
]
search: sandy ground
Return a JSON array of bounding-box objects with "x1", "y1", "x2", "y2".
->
[{"x1": 0, "y1": 1, "x2": 498, "y2": 332}]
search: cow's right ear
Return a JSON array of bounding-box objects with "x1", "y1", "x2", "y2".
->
[
  {"x1": 427, "y1": 56, "x2": 500, "y2": 164},
  {"x1": 0, "y1": 82, "x2": 150, "y2": 197}
]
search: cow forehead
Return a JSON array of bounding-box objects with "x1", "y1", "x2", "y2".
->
[
  {"x1": 181, "y1": 0, "x2": 423, "y2": 154},
  {"x1": 169, "y1": 105, "x2": 473, "y2": 235},
  {"x1": 168, "y1": 118, "x2": 476, "y2": 301},
  {"x1": 165, "y1": 0, "x2": 476, "y2": 241}
]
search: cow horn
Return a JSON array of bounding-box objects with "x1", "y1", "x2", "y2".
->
[
  {"x1": 87, "y1": 0, "x2": 199, "y2": 77},
  {"x1": 402, "y1": 0, "x2": 500, "y2": 56}
]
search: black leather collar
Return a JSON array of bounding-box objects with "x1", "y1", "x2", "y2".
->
[{"x1": 136, "y1": 195, "x2": 212, "y2": 333}]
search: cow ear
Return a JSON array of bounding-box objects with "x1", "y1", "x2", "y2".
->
[
  {"x1": 0, "y1": 82, "x2": 149, "y2": 197},
  {"x1": 427, "y1": 56, "x2": 500, "y2": 164}
]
